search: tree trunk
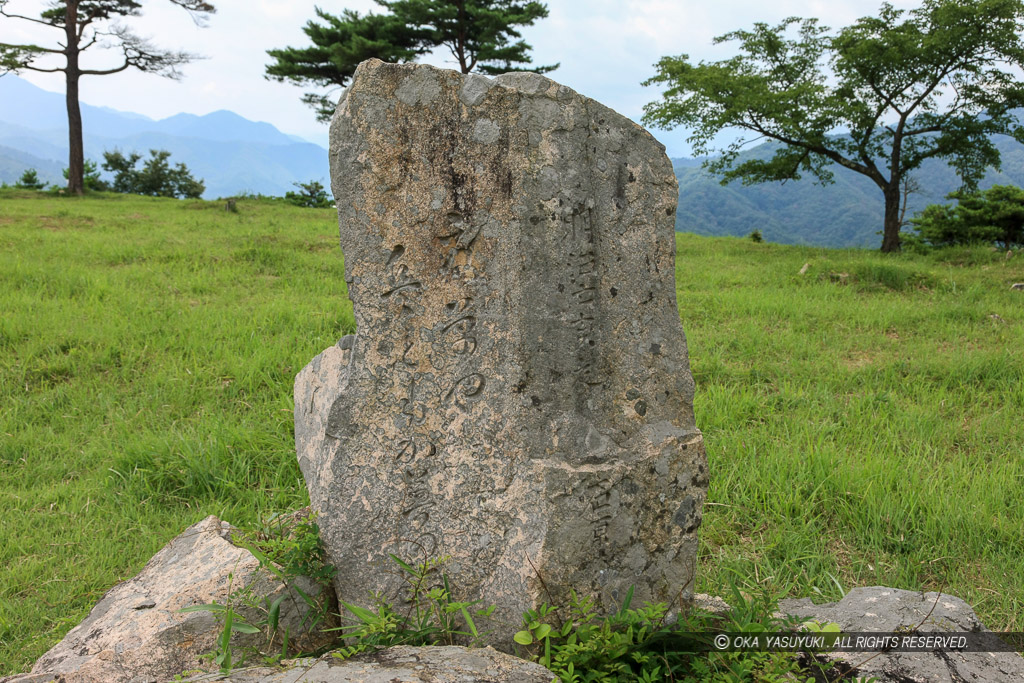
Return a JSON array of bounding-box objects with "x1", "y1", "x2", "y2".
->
[
  {"x1": 880, "y1": 183, "x2": 902, "y2": 252},
  {"x1": 455, "y1": 0, "x2": 469, "y2": 73},
  {"x1": 65, "y1": 1, "x2": 84, "y2": 196}
]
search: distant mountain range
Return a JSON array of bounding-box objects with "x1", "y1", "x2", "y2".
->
[
  {"x1": 4, "y1": 75, "x2": 1024, "y2": 247},
  {"x1": 0, "y1": 76, "x2": 329, "y2": 199}
]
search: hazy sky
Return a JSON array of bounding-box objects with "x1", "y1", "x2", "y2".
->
[{"x1": 4, "y1": 0, "x2": 918, "y2": 156}]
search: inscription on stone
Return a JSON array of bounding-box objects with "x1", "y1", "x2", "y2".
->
[
  {"x1": 562, "y1": 205, "x2": 599, "y2": 385},
  {"x1": 295, "y1": 60, "x2": 708, "y2": 643}
]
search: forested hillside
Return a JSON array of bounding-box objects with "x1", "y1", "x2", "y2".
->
[{"x1": 673, "y1": 136, "x2": 1024, "y2": 247}]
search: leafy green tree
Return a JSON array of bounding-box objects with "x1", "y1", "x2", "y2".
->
[
  {"x1": 15, "y1": 168, "x2": 45, "y2": 190},
  {"x1": 267, "y1": 0, "x2": 556, "y2": 122},
  {"x1": 101, "y1": 149, "x2": 205, "y2": 199},
  {"x1": 910, "y1": 185, "x2": 1024, "y2": 248},
  {"x1": 0, "y1": 0, "x2": 215, "y2": 196},
  {"x1": 642, "y1": 0, "x2": 1024, "y2": 252},
  {"x1": 285, "y1": 180, "x2": 333, "y2": 208}
]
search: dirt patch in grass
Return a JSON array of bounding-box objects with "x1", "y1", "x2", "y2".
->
[{"x1": 842, "y1": 351, "x2": 876, "y2": 370}]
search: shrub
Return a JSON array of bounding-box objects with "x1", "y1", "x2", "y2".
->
[
  {"x1": 63, "y1": 160, "x2": 110, "y2": 192},
  {"x1": 748, "y1": 229, "x2": 764, "y2": 243},
  {"x1": 102, "y1": 149, "x2": 205, "y2": 199},
  {"x1": 285, "y1": 180, "x2": 333, "y2": 208},
  {"x1": 15, "y1": 169, "x2": 45, "y2": 190},
  {"x1": 909, "y1": 185, "x2": 1024, "y2": 249}
]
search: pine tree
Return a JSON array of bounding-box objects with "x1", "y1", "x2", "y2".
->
[
  {"x1": 266, "y1": 0, "x2": 556, "y2": 122},
  {"x1": 0, "y1": 1, "x2": 215, "y2": 195}
]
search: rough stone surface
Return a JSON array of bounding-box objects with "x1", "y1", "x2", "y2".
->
[
  {"x1": 779, "y1": 586, "x2": 1024, "y2": 682},
  {"x1": 295, "y1": 59, "x2": 707, "y2": 640},
  {"x1": 1, "y1": 516, "x2": 335, "y2": 683},
  {"x1": 180, "y1": 646, "x2": 555, "y2": 682},
  {"x1": 692, "y1": 593, "x2": 732, "y2": 618}
]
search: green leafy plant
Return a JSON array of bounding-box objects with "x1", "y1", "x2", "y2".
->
[
  {"x1": 240, "y1": 512, "x2": 336, "y2": 587},
  {"x1": 801, "y1": 619, "x2": 843, "y2": 649},
  {"x1": 511, "y1": 582, "x2": 815, "y2": 683},
  {"x1": 748, "y1": 229, "x2": 764, "y2": 243},
  {"x1": 179, "y1": 571, "x2": 263, "y2": 673},
  {"x1": 330, "y1": 554, "x2": 495, "y2": 660},
  {"x1": 179, "y1": 513, "x2": 338, "y2": 672}
]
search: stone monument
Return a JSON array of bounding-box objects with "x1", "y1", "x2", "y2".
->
[{"x1": 295, "y1": 59, "x2": 707, "y2": 638}]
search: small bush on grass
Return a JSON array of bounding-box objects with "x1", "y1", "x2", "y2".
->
[
  {"x1": 102, "y1": 149, "x2": 205, "y2": 199},
  {"x1": 285, "y1": 180, "x2": 333, "y2": 208},
  {"x1": 15, "y1": 169, "x2": 45, "y2": 190},
  {"x1": 908, "y1": 185, "x2": 1024, "y2": 250},
  {"x1": 62, "y1": 160, "x2": 109, "y2": 192}
]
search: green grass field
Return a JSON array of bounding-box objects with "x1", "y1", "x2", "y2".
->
[{"x1": 1, "y1": 190, "x2": 1022, "y2": 674}]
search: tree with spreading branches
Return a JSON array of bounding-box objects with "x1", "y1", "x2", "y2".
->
[
  {"x1": 267, "y1": 0, "x2": 556, "y2": 123},
  {"x1": 642, "y1": 0, "x2": 1024, "y2": 252},
  {"x1": 0, "y1": 0, "x2": 215, "y2": 195}
]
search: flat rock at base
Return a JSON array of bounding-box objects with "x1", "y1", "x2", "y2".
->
[
  {"x1": 779, "y1": 586, "x2": 1024, "y2": 682},
  {"x1": 180, "y1": 646, "x2": 554, "y2": 683},
  {"x1": 3, "y1": 516, "x2": 334, "y2": 683},
  {"x1": 297, "y1": 59, "x2": 707, "y2": 643}
]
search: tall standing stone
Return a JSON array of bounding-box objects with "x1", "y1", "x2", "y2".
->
[{"x1": 295, "y1": 59, "x2": 707, "y2": 639}]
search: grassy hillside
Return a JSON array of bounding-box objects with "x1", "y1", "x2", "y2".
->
[{"x1": 1, "y1": 192, "x2": 1022, "y2": 674}]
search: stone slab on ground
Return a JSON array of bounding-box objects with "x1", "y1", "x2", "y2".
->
[
  {"x1": 297, "y1": 58, "x2": 707, "y2": 644},
  {"x1": 180, "y1": 646, "x2": 555, "y2": 683},
  {"x1": 779, "y1": 586, "x2": 1024, "y2": 682},
  {"x1": 1, "y1": 516, "x2": 334, "y2": 683}
]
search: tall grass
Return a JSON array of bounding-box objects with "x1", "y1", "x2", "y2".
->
[
  {"x1": 677, "y1": 236, "x2": 1024, "y2": 636},
  {"x1": 1, "y1": 191, "x2": 1021, "y2": 673},
  {"x1": 0, "y1": 191, "x2": 350, "y2": 671}
]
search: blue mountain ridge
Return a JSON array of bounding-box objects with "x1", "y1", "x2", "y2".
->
[
  {"x1": 0, "y1": 75, "x2": 329, "y2": 198},
  {"x1": 4, "y1": 75, "x2": 1024, "y2": 247}
]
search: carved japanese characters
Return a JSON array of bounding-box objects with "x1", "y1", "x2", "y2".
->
[{"x1": 295, "y1": 60, "x2": 708, "y2": 641}]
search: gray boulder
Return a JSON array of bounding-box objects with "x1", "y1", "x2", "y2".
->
[
  {"x1": 779, "y1": 586, "x2": 1024, "y2": 682},
  {"x1": 1, "y1": 516, "x2": 334, "y2": 683},
  {"x1": 296, "y1": 59, "x2": 707, "y2": 643},
  {"x1": 180, "y1": 646, "x2": 555, "y2": 683}
]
